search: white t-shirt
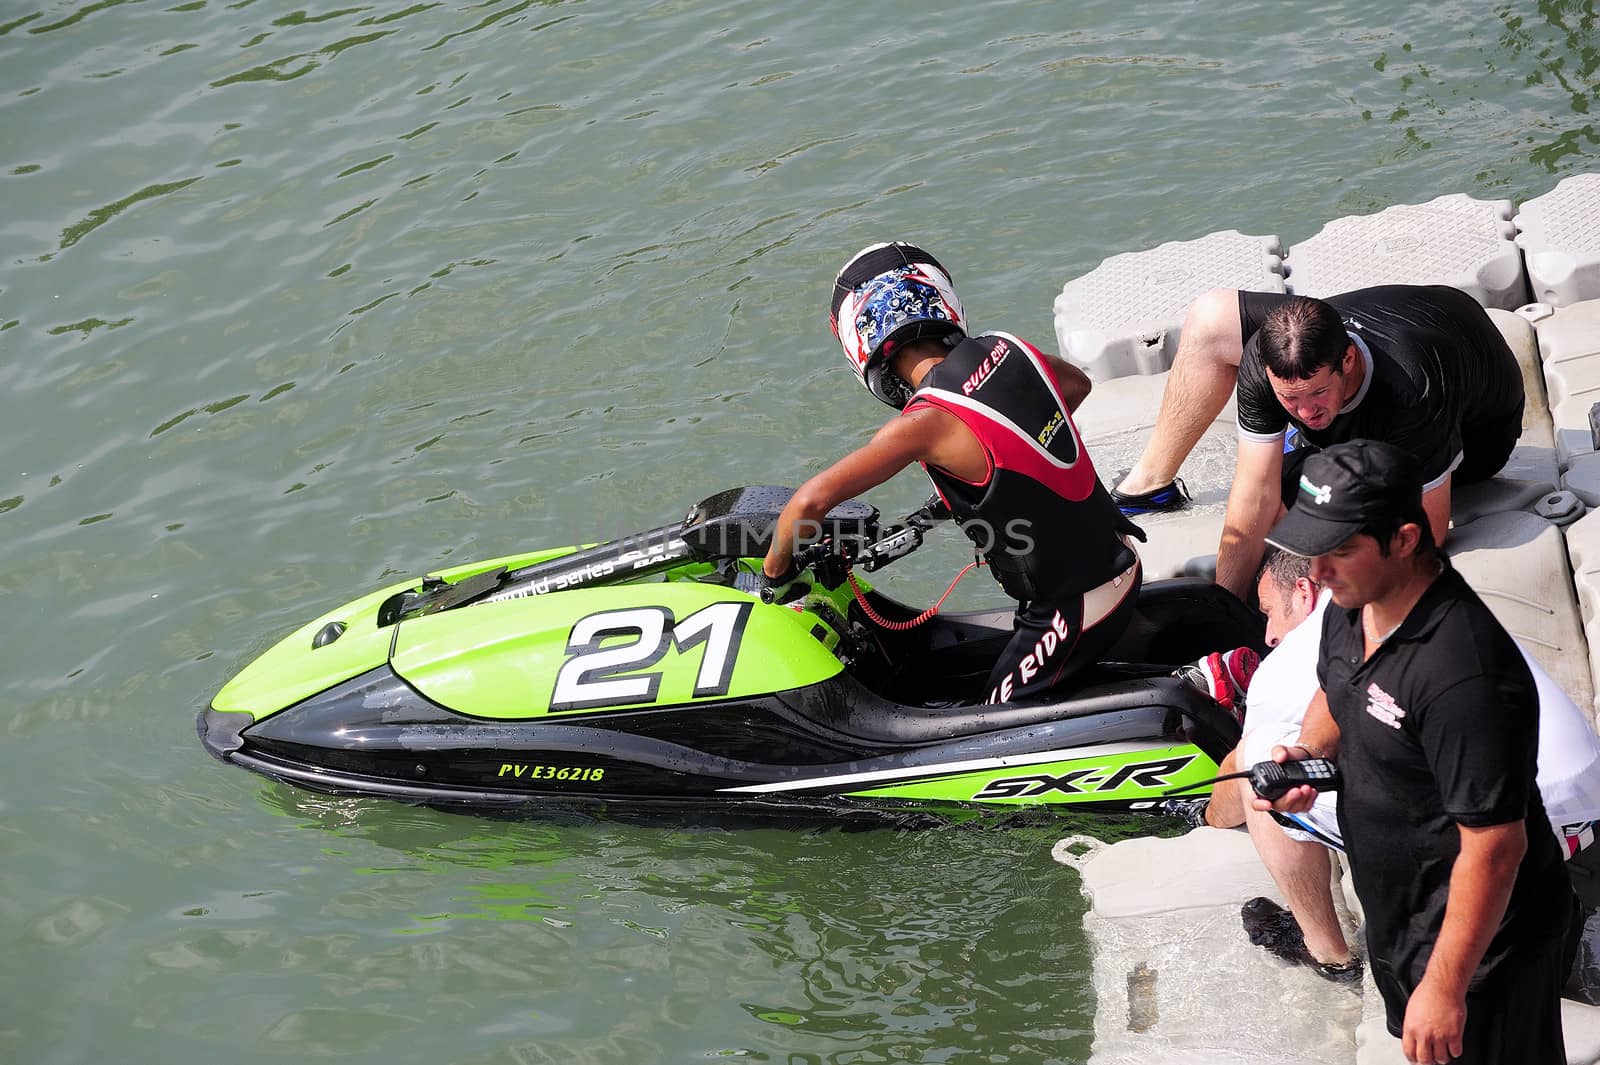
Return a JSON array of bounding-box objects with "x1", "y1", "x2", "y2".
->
[
  {"x1": 1238, "y1": 594, "x2": 1341, "y2": 844},
  {"x1": 1238, "y1": 589, "x2": 1600, "y2": 847}
]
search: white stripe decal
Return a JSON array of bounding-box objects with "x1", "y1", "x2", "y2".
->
[{"x1": 717, "y1": 740, "x2": 1159, "y2": 794}]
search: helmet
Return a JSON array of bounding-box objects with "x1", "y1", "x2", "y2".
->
[{"x1": 830, "y1": 242, "x2": 966, "y2": 408}]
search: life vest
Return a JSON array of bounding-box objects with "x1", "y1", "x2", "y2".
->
[{"x1": 904, "y1": 333, "x2": 1143, "y2": 601}]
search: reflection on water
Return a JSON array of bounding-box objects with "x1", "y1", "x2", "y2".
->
[{"x1": 239, "y1": 786, "x2": 1114, "y2": 1061}]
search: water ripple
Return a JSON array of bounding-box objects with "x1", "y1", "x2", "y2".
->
[{"x1": 6, "y1": 2, "x2": 1600, "y2": 1062}]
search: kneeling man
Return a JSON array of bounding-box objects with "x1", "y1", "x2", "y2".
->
[{"x1": 1111, "y1": 285, "x2": 1524, "y2": 599}]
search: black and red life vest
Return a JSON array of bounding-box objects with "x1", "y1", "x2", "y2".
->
[{"x1": 904, "y1": 333, "x2": 1142, "y2": 602}]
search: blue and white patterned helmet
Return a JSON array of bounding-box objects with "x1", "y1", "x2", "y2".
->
[{"x1": 830, "y1": 243, "x2": 966, "y2": 408}]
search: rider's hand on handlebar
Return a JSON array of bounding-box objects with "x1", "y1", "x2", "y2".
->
[
  {"x1": 911, "y1": 493, "x2": 952, "y2": 526},
  {"x1": 762, "y1": 560, "x2": 808, "y2": 604},
  {"x1": 739, "y1": 560, "x2": 807, "y2": 604}
]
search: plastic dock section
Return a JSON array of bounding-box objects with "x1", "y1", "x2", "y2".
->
[
  {"x1": 1052, "y1": 230, "x2": 1285, "y2": 380},
  {"x1": 1053, "y1": 829, "x2": 1363, "y2": 1065},
  {"x1": 1055, "y1": 172, "x2": 1600, "y2": 1065}
]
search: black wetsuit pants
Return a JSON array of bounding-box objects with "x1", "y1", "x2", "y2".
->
[{"x1": 984, "y1": 559, "x2": 1142, "y2": 704}]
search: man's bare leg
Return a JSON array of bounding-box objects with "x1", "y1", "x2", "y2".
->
[
  {"x1": 1244, "y1": 794, "x2": 1351, "y2": 964},
  {"x1": 1116, "y1": 288, "x2": 1246, "y2": 497}
]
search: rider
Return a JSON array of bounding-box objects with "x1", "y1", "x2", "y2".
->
[{"x1": 760, "y1": 242, "x2": 1146, "y2": 703}]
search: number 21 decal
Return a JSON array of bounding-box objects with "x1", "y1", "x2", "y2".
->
[{"x1": 550, "y1": 601, "x2": 753, "y2": 712}]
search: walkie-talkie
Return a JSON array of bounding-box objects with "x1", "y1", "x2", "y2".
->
[{"x1": 1163, "y1": 758, "x2": 1341, "y2": 802}]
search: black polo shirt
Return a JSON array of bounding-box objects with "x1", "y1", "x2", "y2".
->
[
  {"x1": 1317, "y1": 564, "x2": 1569, "y2": 1025},
  {"x1": 1235, "y1": 286, "x2": 1525, "y2": 489}
]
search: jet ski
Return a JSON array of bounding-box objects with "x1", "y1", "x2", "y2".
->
[{"x1": 199, "y1": 486, "x2": 1262, "y2": 823}]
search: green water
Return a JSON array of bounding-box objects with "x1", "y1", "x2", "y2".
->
[{"x1": 5, "y1": 2, "x2": 1600, "y2": 1061}]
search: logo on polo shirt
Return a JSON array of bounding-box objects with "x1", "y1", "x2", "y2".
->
[
  {"x1": 1299, "y1": 475, "x2": 1333, "y2": 506},
  {"x1": 1365, "y1": 682, "x2": 1405, "y2": 729}
]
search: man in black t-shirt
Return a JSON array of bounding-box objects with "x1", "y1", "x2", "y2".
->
[
  {"x1": 1258, "y1": 440, "x2": 1575, "y2": 1065},
  {"x1": 1110, "y1": 285, "x2": 1524, "y2": 599}
]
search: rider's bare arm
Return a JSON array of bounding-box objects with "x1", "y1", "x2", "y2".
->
[
  {"x1": 1042, "y1": 353, "x2": 1093, "y2": 414},
  {"x1": 762, "y1": 406, "x2": 978, "y2": 578}
]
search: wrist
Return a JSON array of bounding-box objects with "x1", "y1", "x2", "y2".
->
[
  {"x1": 1417, "y1": 966, "x2": 1470, "y2": 1002},
  {"x1": 763, "y1": 560, "x2": 801, "y2": 587},
  {"x1": 1288, "y1": 742, "x2": 1326, "y2": 760}
]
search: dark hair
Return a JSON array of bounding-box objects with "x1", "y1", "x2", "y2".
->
[
  {"x1": 1258, "y1": 546, "x2": 1313, "y2": 593},
  {"x1": 1359, "y1": 501, "x2": 1437, "y2": 559},
  {"x1": 1258, "y1": 297, "x2": 1349, "y2": 380}
]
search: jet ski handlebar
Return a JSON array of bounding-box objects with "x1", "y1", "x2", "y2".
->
[
  {"x1": 792, "y1": 495, "x2": 951, "y2": 578},
  {"x1": 385, "y1": 487, "x2": 951, "y2": 622}
]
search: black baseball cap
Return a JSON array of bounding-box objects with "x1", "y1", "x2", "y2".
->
[{"x1": 1264, "y1": 439, "x2": 1424, "y2": 557}]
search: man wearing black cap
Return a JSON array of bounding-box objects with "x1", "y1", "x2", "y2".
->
[{"x1": 1257, "y1": 439, "x2": 1576, "y2": 1065}]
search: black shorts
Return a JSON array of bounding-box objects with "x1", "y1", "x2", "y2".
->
[
  {"x1": 984, "y1": 562, "x2": 1141, "y2": 704},
  {"x1": 1454, "y1": 411, "x2": 1521, "y2": 484},
  {"x1": 1376, "y1": 909, "x2": 1579, "y2": 1064}
]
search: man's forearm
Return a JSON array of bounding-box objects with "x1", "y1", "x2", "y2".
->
[
  {"x1": 1291, "y1": 689, "x2": 1340, "y2": 762},
  {"x1": 1400, "y1": 822, "x2": 1526, "y2": 1062},
  {"x1": 1421, "y1": 823, "x2": 1526, "y2": 998},
  {"x1": 1204, "y1": 748, "x2": 1246, "y2": 827},
  {"x1": 1262, "y1": 690, "x2": 1339, "y2": 816},
  {"x1": 1215, "y1": 483, "x2": 1280, "y2": 598}
]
